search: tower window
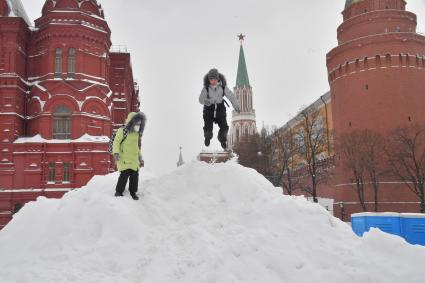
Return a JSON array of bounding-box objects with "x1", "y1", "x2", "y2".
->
[
  {"x1": 408, "y1": 116, "x2": 412, "y2": 122},
  {"x1": 53, "y1": 105, "x2": 71, "y2": 139},
  {"x1": 55, "y1": 48, "x2": 63, "y2": 78},
  {"x1": 386, "y1": 54, "x2": 391, "y2": 66},
  {"x1": 68, "y1": 48, "x2": 76, "y2": 79},
  {"x1": 395, "y1": 27, "x2": 401, "y2": 32},
  {"x1": 365, "y1": 84, "x2": 369, "y2": 90}
]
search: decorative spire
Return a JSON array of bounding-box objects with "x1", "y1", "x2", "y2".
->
[
  {"x1": 177, "y1": 146, "x2": 184, "y2": 167},
  {"x1": 236, "y1": 34, "x2": 250, "y2": 87}
]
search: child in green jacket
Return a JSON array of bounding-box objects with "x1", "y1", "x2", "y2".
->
[{"x1": 112, "y1": 112, "x2": 146, "y2": 200}]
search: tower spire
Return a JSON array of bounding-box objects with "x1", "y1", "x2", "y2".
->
[
  {"x1": 177, "y1": 146, "x2": 184, "y2": 167},
  {"x1": 229, "y1": 34, "x2": 257, "y2": 149},
  {"x1": 236, "y1": 34, "x2": 250, "y2": 87}
]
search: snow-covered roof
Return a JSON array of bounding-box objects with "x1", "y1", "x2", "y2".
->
[
  {"x1": 14, "y1": 134, "x2": 109, "y2": 144},
  {"x1": 5, "y1": 0, "x2": 32, "y2": 26}
]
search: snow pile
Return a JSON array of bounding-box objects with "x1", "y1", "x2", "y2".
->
[{"x1": 1, "y1": 161, "x2": 424, "y2": 283}]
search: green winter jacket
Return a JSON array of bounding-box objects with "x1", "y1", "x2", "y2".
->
[{"x1": 112, "y1": 112, "x2": 146, "y2": 172}]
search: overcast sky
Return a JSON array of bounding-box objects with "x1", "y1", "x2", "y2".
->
[{"x1": 21, "y1": 0, "x2": 425, "y2": 173}]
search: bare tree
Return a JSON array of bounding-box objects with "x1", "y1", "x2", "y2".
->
[
  {"x1": 258, "y1": 127, "x2": 274, "y2": 179},
  {"x1": 363, "y1": 130, "x2": 385, "y2": 212},
  {"x1": 295, "y1": 108, "x2": 329, "y2": 203},
  {"x1": 339, "y1": 130, "x2": 374, "y2": 212},
  {"x1": 234, "y1": 134, "x2": 260, "y2": 171},
  {"x1": 271, "y1": 129, "x2": 300, "y2": 195},
  {"x1": 386, "y1": 124, "x2": 425, "y2": 213}
]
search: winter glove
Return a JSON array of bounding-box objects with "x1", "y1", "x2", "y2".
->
[
  {"x1": 204, "y1": 100, "x2": 212, "y2": 107},
  {"x1": 113, "y1": 153, "x2": 120, "y2": 162},
  {"x1": 234, "y1": 106, "x2": 241, "y2": 114},
  {"x1": 139, "y1": 155, "x2": 144, "y2": 168}
]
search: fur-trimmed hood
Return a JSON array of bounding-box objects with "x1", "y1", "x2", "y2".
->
[
  {"x1": 203, "y1": 72, "x2": 227, "y2": 90},
  {"x1": 124, "y1": 112, "x2": 147, "y2": 134}
]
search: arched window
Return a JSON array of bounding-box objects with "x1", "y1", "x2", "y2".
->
[
  {"x1": 48, "y1": 163, "x2": 56, "y2": 182},
  {"x1": 375, "y1": 55, "x2": 381, "y2": 67},
  {"x1": 243, "y1": 95, "x2": 247, "y2": 112},
  {"x1": 68, "y1": 48, "x2": 76, "y2": 78},
  {"x1": 63, "y1": 163, "x2": 71, "y2": 183},
  {"x1": 55, "y1": 48, "x2": 63, "y2": 78},
  {"x1": 386, "y1": 54, "x2": 391, "y2": 66},
  {"x1": 53, "y1": 105, "x2": 71, "y2": 139}
]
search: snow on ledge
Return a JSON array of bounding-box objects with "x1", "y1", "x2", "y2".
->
[{"x1": 14, "y1": 134, "x2": 110, "y2": 144}]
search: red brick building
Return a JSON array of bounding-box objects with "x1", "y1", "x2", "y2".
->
[
  {"x1": 327, "y1": 0, "x2": 425, "y2": 218},
  {"x1": 0, "y1": 0, "x2": 139, "y2": 229}
]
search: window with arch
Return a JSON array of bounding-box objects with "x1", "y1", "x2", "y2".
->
[
  {"x1": 68, "y1": 48, "x2": 76, "y2": 78},
  {"x1": 385, "y1": 54, "x2": 391, "y2": 66},
  {"x1": 63, "y1": 163, "x2": 71, "y2": 183},
  {"x1": 48, "y1": 163, "x2": 56, "y2": 183},
  {"x1": 55, "y1": 48, "x2": 63, "y2": 78},
  {"x1": 53, "y1": 105, "x2": 71, "y2": 139}
]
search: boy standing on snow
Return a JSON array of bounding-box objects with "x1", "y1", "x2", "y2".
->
[
  {"x1": 199, "y1": 68, "x2": 240, "y2": 150},
  {"x1": 112, "y1": 112, "x2": 146, "y2": 200}
]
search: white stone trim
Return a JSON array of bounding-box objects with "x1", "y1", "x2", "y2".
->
[{"x1": 0, "y1": 189, "x2": 72, "y2": 193}]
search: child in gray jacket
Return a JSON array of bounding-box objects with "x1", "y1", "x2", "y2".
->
[{"x1": 199, "y1": 68, "x2": 240, "y2": 149}]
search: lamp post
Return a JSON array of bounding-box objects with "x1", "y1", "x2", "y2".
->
[{"x1": 340, "y1": 202, "x2": 345, "y2": 222}]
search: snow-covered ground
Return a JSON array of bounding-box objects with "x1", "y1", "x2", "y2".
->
[{"x1": 0, "y1": 161, "x2": 424, "y2": 283}]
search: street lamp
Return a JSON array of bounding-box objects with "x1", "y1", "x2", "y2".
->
[{"x1": 339, "y1": 202, "x2": 345, "y2": 222}]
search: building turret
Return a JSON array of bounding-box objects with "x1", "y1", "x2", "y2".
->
[
  {"x1": 327, "y1": 0, "x2": 425, "y2": 218},
  {"x1": 339, "y1": 0, "x2": 414, "y2": 44}
]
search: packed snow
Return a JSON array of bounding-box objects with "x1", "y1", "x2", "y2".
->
[{"x1": 0, "y1": 161, "x2": 424, "y2": 283}]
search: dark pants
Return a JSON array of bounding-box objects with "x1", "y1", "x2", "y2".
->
[
  {"x1": 203, "y1": 102, "x2": 229, "y2": 143},
  {"x1": 115, "y1": 169, "x2": 139, "y2": 195}
]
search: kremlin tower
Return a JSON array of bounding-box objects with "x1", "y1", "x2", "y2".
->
[
  {"x1": 229, "y1": 34, "x2": 257, "y2": 149},
  {"x1": 327, "y1": 0, "x2": 425, "y2": 217}
]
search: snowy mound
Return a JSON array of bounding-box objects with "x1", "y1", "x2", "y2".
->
[{"x1": 1, "y1": 161, "x2": 424, "y2": 283}]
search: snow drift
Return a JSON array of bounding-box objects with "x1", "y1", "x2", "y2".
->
[{"x1": 0, "y1": 161, "x2": 424, "y2": 283}]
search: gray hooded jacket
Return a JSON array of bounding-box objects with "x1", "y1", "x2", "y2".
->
[{"x1": 199, "y1": 74, "x2": 240, "y2": 113}]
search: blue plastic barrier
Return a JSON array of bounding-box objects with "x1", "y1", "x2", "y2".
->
[
  {"x1": 351, "y1": 214, "x2": 366, "y2": 236},
  {"x1": 400, "y1": 214, "x2": 425, "y2": 246},
  {"x1": 351, "y1": 212, "x2": 401, "y2": 237},
  {"x1": 351, "y1": 212, "x2": 425, "y2": 246}
]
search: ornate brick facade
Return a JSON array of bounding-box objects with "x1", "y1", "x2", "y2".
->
[{"x1": 0, "y1": 0, "x2": 139, "y2": 229}]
